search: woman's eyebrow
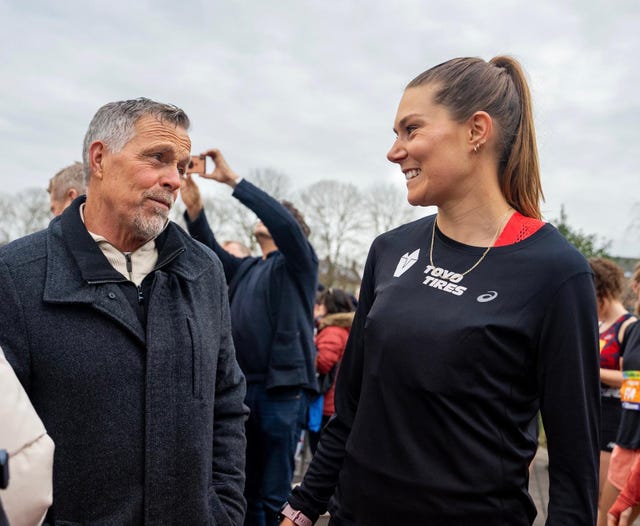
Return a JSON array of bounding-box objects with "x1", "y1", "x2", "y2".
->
[{"x1": 393, "y1": 113, "x2": 422, "y2": 134}]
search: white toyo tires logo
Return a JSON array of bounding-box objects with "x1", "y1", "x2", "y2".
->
[{"x1": 394, "y1": 249, "x2": 420, "y2": 277}]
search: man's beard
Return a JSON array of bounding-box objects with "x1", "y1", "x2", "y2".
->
[{"x1": 132, "y1": 190, "x2": 174, "y2": 240}]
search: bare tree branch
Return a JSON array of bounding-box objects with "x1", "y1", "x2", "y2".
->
[
  {"x1": 298, "y1": 180, "x2": 368, "y2": 287},
  {"x1": 0, "y1": 188, "x2": 50, "y2": 245},
  {"x1": 172, "y1": 168, "x2": 294, "y2": 254},
  {"x1": 364, "y1": 183, "x2": 418, "y2": 236}
]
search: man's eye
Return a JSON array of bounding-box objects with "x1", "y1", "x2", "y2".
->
[{"x1": 406, "y1": 125, "x2": 418, "y2": 134}]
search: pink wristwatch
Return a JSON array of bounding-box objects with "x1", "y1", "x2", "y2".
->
[{"x1": 278, "y1": 503, "x2": 314, "y2": 526}]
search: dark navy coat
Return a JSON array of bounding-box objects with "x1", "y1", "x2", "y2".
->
[
  {"x1": 185, "y1": 179, "x2": 318, "y2": 392},
  {"x1": 0, "y1": 197, "x2": 248, "y2": 525}
]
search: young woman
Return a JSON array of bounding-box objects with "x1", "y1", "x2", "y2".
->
[
  {"x1": 280, "y1": 56, "x2": 600, "y2": 525},
  {"x1": 589, "y1": 258, "x2": 636, "y2": 522},
  {"x1": 308, "y1": 288, "x2": 355, "y2": 453}
]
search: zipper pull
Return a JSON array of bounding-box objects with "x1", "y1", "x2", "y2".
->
[
  {"x1": 137, "y1": 285, "x2": 144, "y2": 304},
  {"x1": 124, "y1": 252, "x2": 133, "y2": 281}
]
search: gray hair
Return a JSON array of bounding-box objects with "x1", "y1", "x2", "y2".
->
[
  {"x1": 48, "y1": 161, "x2": 86, "y2": 200},
  {"x1": 82, "y1": 97, "x2": 190, "y2": 183}
]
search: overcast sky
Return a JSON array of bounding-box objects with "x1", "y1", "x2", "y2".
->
[{"x1": 1, "y1": 0, "x2": 638, "y2": 256}]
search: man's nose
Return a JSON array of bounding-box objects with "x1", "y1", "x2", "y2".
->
[{"x1": 161, "y1": 166, "x2": 182, "y2": 191}]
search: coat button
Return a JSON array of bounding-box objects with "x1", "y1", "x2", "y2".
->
[{"x1": 108, "y1": 292, "x2": 116, "y2": 299}]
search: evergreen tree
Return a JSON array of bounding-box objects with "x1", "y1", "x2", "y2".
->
[{"x1": 552, "y1": 204, "x2": 611, "y2": 258}]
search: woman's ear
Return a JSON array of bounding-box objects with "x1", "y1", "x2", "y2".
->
[{"x1": 468, "y1": 111, "x2": 493, "y2": 151}]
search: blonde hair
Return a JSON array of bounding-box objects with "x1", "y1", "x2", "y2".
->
[{"x1": 48, "y1": 162, "x2": 86, "y2": 200}]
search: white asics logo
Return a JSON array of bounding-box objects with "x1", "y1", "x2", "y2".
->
[
  {"x1": 477, "y1": 291, "x2": 498, "y2": 303},
  {"x1": 394, "y1": 249, "x2": 420, "y2": 277}
]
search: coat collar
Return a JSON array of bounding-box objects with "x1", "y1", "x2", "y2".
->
[
  {"x1": 43, "y1": 196, "x2": 213, "y2": 304},
  {"x1": 317, "y1": 311, "x2": 355, "y2": 331}
]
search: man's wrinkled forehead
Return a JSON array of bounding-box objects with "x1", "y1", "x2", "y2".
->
[{"x1": 131, "y1": 114, "x2": 191, "y2": 154}]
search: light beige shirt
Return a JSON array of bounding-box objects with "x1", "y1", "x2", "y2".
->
[{"x1": 79, "y1": 204, "x2": 159, "y2": 286}]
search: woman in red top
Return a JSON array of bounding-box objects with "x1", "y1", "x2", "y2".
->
[{"x1": 309, "y1": 288, "x2": 355, "y2": 453}]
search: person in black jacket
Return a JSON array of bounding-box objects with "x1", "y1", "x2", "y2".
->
[
  {"x1": 181, "y1": 149, "x2": 318, "y2": 526},
  {"x1": 605, "y1": 321, "x2": 640, "y2": 526}
]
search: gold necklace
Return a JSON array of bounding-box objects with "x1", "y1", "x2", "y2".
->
[{"x1": 429, "y1": 209, "x2": 513, "y2": 277}]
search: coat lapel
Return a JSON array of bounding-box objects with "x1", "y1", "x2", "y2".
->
[{"x1": 42, "y1": 201, "x2": 146, "y2": 345}]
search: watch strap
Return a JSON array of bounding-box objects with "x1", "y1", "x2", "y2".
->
[{"x1": 279, "y1": 503, "x2": 313, "y2": 526}]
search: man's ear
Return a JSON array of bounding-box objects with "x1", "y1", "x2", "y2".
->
[
  {"x1": 88, "y1": 141, "x2": 106, "y2": 180},
  {"x1": 468, "y1": 111, "x2": 493, "y2": 148}
]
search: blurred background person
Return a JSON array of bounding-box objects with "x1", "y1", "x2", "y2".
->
[
  {"x1": 607, "y1": 464, "x2": 640, "y2": 526},
  {"x1": 0, "y1": 346, "x2": 54, "y2": 526},
  {"x1": 47, "y1": 161, "x2": 86, "y2": 216},
  {"x1": 604, "y1": 319, "x2": 640, "y2": 526},
  {"x1": 222, "y1": 239, "x2": 252, "y2": 258},
  {"x1": 632, "y1": 263, "x2": 640, "y2": 316},
  {"x1": 590, "y1": 257, "x2": 637, "y2": 516},
  {"x1": 308, "y1": 288, "x2": 355, "y2": 454},
  {"x1": 601, "y1": 260, "x2": 640, "y2": 526},
  {"x1": 181, "y1": 150, "x2": 318, "y2": 526}
]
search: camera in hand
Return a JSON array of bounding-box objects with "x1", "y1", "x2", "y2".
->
[{"x1": 186, "y1": 155, "x2": 206, "y2": 174}]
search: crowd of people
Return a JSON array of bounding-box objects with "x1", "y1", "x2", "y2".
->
[{"x1": 0, "y1": 54, "x2": 639, "y2": 526}]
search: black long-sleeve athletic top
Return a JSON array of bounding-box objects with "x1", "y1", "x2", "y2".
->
[
  {"x1": 289, "y1": 215, "x2": 600, "y2": 526},
  {"x1": 617, "y1": 321, "x2": 640, "y2": 449}
]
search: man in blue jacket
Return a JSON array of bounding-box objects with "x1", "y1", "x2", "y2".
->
[
  {"x1": 181, "y1": 150, "x2": 318, "y2": 526},
  {"x1": 0, "y1": 99, "x2": 248, "y2": 525}
]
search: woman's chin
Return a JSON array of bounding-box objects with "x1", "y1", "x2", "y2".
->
[{"x1": 406, "y1": 192, "x2": 427, "y2": 207}]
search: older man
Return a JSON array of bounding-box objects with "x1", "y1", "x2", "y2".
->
[
  {"x1": 0, "y1": 98, "x2": 248, "y2": 525},
  {"x1": 47, "y1": 161, "x2": 86, "y2": 216}
]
